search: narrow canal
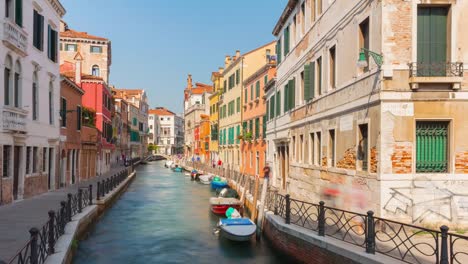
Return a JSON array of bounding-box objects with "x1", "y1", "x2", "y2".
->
[{"x1": 74, "y1": 161, "x2": 291, "y2": 264}]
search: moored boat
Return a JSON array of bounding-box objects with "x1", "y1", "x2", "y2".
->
[
  {"x1": 165, "y1": 160, "x2": 173, "y2": 168},
  {"x1": 211, "y1": 176, "x2": 228, "y2": 189},
  {"x1": 209, "y1": 188, "x2": 241, "y2": 215},
  {"x1": 172, "y1": 167, "x2": 183, "y2": 172},
  {"x1": 218, "y1": 218, "x2": 256, "y2": 242},
  {"x1": 199, "y1": 174, "x2": 212, "y2": 184}
]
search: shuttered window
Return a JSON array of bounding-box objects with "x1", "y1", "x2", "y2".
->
[
  {"x1": 304, "y1": 63, "x2": 311, "y2": 101},
  {"x1": 60, "y1": 97, "x2": 67, "y2": 127},
  {"x1": 236, "y1": 69, "x2": 240, "y2": 84},
  {"x1": 417, "y1": 7, "x2": 448, "y2": 77},
  {"x1": 284, "y1": 26, "x2": 290, "y2": 55},
  {"x1": 284, "y1": 83, "x2": 289, "y2": 112},
  {"x1": 270, "y1": 95, "x2": 275, "y2": 119},
  {"x1": 266, "y1": 100, "x2": 269, "y2": 121},
  {"x1": 276, "y1": 91, "x2": 281, "y2": 116},
  {"x1": 15, "y1": 0, "x2": 22, "y2": 27},
  {"x1": 262, "y1": 115, "x2": 267, "y2": 138},
  {"x1": 277, "y1": 40, "x2": 282, "y2": 64},
  {"x1": 290, "y1": 78, "x2": 295, "y2": 110},
  {"x1": 236, "y1": 97, "x2": 240, "y2": 113},
  {"x1": 33, "y1": 10, "x2": 44, "y2": 50},
  {"x1": 255, "y1": 117, "x2": 260, "y2": 138},
  {"x1": 236, "y1": 125, "x2": 240, "y2": 144},
  {"x1": 255, "y1": 81, "x2": 260, "y2": 98},
  {"x1": 250, "y1": 85, "x2": 253, "y2": 100},
  {"x1": 416, "y1": 121, "x2": 449, "y2": 173}
]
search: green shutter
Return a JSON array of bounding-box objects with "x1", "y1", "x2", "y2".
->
[
  {"x1": 256, "y1": 81, "x2": 260, "y2": 98},
  {"x1": 266, "y1": 100, "x2": 269, "y2": 121},
  {"x1": 276, "y1": 91, "x2": 281, "y2": 116},
  {"x1": 277, "y1": 40, "x2": 282, "y2": 64},
  {"x1": 243, "y1": 121, "x2": 247, "y2": 132},
  {"x1": 255, "y1": 117, "x2": 260, "y2": 138},
  {"x1": 244, "y1": 88, "x2": 248, "y2": 103},
  {"x1": 262, "y1": 115, "x2": 267, "y2": 138},
  {"x1": 249, "y1": 120, "x2": 253, "y2": 133},
  {"x1": 15, "y1": 0, "x2": 22, "y2": 27},
  {"x1": 236, "y1": 69, "x2": 240, "y2": 84},
  {"x1": 264, "y1": 75, "x2": 268, "y2": 85},
  {"x1": 416, "y1": 121, "x2": 448, "y2": 173},
  {"x1": 310, "y1": 62, "x2": 316, "y2": 99},
  {"x1": 284, "y1": 26, "x2": 290, "y2": 55},
  {"x1": 250, "y1": 85, "x2": 253, "y2": 100},
  {"x1": 417, "y1": 7, "x2": 447, "y2": 76},
  {"x1": 290, "y1": 78, "x2": 295, "y2": 110},
  {"x1": 236, "y1": 125, "x2": 240, "y2": 144},
  {"x1": 270, "y1": 95, "x2": 275, "y2": 119},
  {"x1": 284, "y1": 83, "x2": 289, "y2": 112},
  {"x1": 304, "y1": 64, "x2": 311, "y2": 101}
]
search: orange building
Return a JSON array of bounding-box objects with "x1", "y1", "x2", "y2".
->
[
  {"x1": 199, "y1": 114, "x2": 211, "y2": 162},
  {"x1": 240, "y1": 63, "x2": 276, "y2": 176}
]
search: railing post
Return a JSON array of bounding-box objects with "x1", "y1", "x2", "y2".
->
[
  {"x1": 89, "y1": 184, "x2": 93, "y2": 205},
  {"x1": 78, "y1": 189, "x2": 83, "y2": 213},
  {"x1": 366, "y1": 211, "x2": 376, "y2": 254},
  {"x1": 67, "y1": 193, "x2": 72, "y2": 221},
  {"x1": 440, "y1": 225, "x2": 449, "y2": 264},
  {"x1": 29, "y1": 227, "x2": 39, "y2": 264},
  {"x1": 48, "y1": 210, "x2": 55, "y2": 254},
  {"x1": 318, "y1": 201, "x2": 325, "y2": 236},
  {"x1": 96, "y1": 181, "x2": 100, "y2": 200},
  {"x1": 60, "y1": 201, "x2": 66, "y2": 234},
  {"x1": 285, "y1": 194, "x2": 291, "y2": 224}
]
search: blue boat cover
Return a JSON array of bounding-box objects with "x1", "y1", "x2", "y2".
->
[
  {"x1": 220, "y1": 218, "x2": 253, "y2": 226},
  {"x1": 211, "y1": 181, "x2": 228, "y2": 187}
]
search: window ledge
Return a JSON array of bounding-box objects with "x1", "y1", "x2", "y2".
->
[{"x1": 409, "y1": 76, "x2": 463, "y2": 89}]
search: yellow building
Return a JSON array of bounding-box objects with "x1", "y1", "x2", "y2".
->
[
  {"x1": 209, "y1": 68, "x2": 224, "y2": 162},
  {"x1": 218, "y1": 42, "x2": 276, "y2": 170}
]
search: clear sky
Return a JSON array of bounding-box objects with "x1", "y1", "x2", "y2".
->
[{"x1": 61, "y1": 0, "x2": 287, "y2": 114}]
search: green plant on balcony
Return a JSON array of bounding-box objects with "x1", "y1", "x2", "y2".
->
[
  {"x1": 244, "y1": 131, "x2": 253, "y2": 142},
  {"x1": 82, "y1": 107, "x2": 96, "y2": 127}
]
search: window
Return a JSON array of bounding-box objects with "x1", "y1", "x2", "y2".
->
[
  {"x1": 359, "y1": 18, "x2": 370, "y2": 73},
  {"x1": 329, "y1": 46, "x2": 336, "y2": 89},
  {"x1": 244, "y1": 88, "x2": 248, "y2": 103},
  {"x1": 14, "y1": 61, "x2": 20, "y2": 107},
  {"x1": 310, "y1": 0, "x2": 316, "y2": 22},
  {"x1": 270, "y1": 94, "x2": 275, "y2": 119},
  {"x1": 256, "y1": 151, "x2": 260, "y2": 175},
  {"x1": 317, "y1": 57, "x2": 322, "y2": 95},
  {"x1": 49, "y1": 82, "x2": 53, "y2": 124},
  {"x1": 329, "y1": 129, "x2": 335, "y2": 167},
  {"x1": 299, "y1": 134, "x2": 304, "y2": 162},
  {"x1": 42, "y1": 148, "x2": 47, "y2": 173},
  {"x1": 358, "y1": 124, "x2": 368, "y2": 171},
  {"x1": 255, "y1": 117, "x2": 260, "y2": 138},
  {"x1": 417, "y1": 7, "x2": 448, "y2": 77},
  {"x1": 7, "y1": 0, "x2": 22, "y2": 26},
  {"x1": 292, "y1": 136, "x2": 296, "y2": 161},
  {"x1": 250, "y1": 85, "x2": 253, "y2": 101},
  {"x1": 317, "y1": 0, "x2": 323, "y2": 16},
  {"x1": 301, "y1": 2, "x2": 305, "y2": 35},
  {"x1": 3, "y1": 145, "x2": 11, "y2": 177},
  {"x1": 4, "y1": 56, "x2": 12, "y2": 105},
  {"x1": 65, "y1": 44, "x2": 76, "y2": 51},
  {"x1": 236, "y1": 69, "x2": 240, "y2": 84},
  {"x1": 284, "y1": 78, "x2": 295, "y2": 112},
  {"x1": 47, "y1": 25, "x2": 58, "y2": 62},
  {"x1": 309, "y1": 133, "x2": 315, "y2": 164},
  {"x1": 316, "y1": 132, "x2": 322, "y2": 166},
  {"x1": 33, "y1": 10, "x2": 44, "y2": 50},
  {"x1": 5, "y1": 0, "x2": 12, "y2": 18},
  {"x1": 90, "y1": 45, "x2": 102, "y2": 53},
  {"x1": 264, "y1": 75, "x2": 268, "y2": 86},
  {"x1": 91, "y1": 65, "x2": 100, "y2": 77},
  {"x1": 236, "y1": 97, "x2": 240, "y2": 113},
  {"x1": 284, "y1": 26, "x2": 290, "y2": 55},
  {"x1": 33, "y1": 147, "x2": 38, "y2": 173},
  {"x1": 276, "y1": 39, "x2": 282, "y2": 64},
  {"x1": 60, "y1": 97, "x2": 67, "y2": 127},
  {"x1": 292, "y1": 15, "x2": 297, "y2": 44},
  {"x1": 276, "y1": 91, "x2": 281, "y2": 116},
  {"x1": 32, "y1": 73, "x2": 38, "y2": 120},
  {"x1": 250, "y1": 151, "x2": 253, "y2": 168},
  {"x1": 77, "y1": 106, "x2": 82, "y2": 130},
  {"x1": 304, "y1": 62, "x2": 314, "y2": 101},
  {"x1": 26, "y1": 146, "x2": 31, "y2": 174},
  {"x1": 255, "y1": 81, "x2": 260, "y2": 98},
  {"x1": 300, "y1": 71, "x2": 305, "y2": 102},
  {"x1": 416, "y1": 121, "x2": 449, "y2": 173}
]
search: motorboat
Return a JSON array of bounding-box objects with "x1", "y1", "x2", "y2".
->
[
  {"x1": 190, "y1": 170, "x2": 199, "y2": 180},
  {"x1": 172, "y1": 167, "x2": 183, "y2": 172},
  {"x1": 211, "y1": 176, "x2": 228, "y2": 190},
  {"x1": 218, "y1": 217, "x2": 256, "y2": 242},
  {"x1": 165, "y1": 160, "x2": 173, "y2": 168},
  {"x1": 199, "y1": 174, "x2": 213, "y2": 185},
  {"x1": 209, "y1": 188, "x2": 241, "y2": 215}
]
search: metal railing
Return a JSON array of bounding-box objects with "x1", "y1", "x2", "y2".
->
[
  {"x1": 267, "y1": 191, "x2": 468, "y2": 264},
  {"x1": 8, "y1": 169, "x2": 131, "y2": 264},
  {"x1": 409, "y1": 62, "x2": 463, "y2": 78}
]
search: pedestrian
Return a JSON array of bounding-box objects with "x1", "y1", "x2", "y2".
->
[
  {"x1": 263, "y1": 166, "x2": 271, "y2": 179},
  {"x1": 217, "y1": 159, "x2": 222, "y2": 168}
]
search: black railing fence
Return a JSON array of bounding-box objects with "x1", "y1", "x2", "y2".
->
[
  {"x1": 8, "y1": 168, "x2": 132, "y2": 264},
  {"x1": 266, "y1": 191, "x2": 468, "y2": 264}
]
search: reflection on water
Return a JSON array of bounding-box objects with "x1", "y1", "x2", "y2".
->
[{"x1": 73, "y1": 161, "x2": 292, "y2": 264}]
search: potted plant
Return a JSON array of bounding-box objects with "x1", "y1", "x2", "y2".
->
[{"x1": 244, "y1": 131, "x2": 253, "y2": 141}]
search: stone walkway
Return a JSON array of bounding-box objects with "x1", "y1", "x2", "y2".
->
[{"x1": 0, "y1": 164, "x2": 130, "y2": 262}]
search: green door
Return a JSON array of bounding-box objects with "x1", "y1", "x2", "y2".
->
[{"x1": 417, "y1": 7, "x2": 448, "y2": 76}]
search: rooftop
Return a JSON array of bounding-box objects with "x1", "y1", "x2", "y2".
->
[
  {"x1": 60, "y1": 29, "x2": 108, "y2": 41},
  {"x1": 149, "y1": 107, "x2": 176, "y2": 116}
]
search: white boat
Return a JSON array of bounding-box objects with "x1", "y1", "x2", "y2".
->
[
  {"x1": 199, "y1": 174, "x2": 212, "y2": 185},
  {"x1": 218, "y1": 218, "x2": 256, "y2": 242},
  {"x1": 164, "y1": 160, "x2": 173, "y2": 168}
]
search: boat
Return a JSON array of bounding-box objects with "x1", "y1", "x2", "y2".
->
[
  {"x1": 190, "y1": 170, "x2": 199, "y2": 180},
  {"x1": 165, "y1": 160, "x2": 173, "y2": 168},
  {"x1": 209, "y1": 188, "x2": 241, "y2": 215},
  {"x1": 218, "y1": 217, "x2": 256, "y2": 242},
  {"x1": 172, "y1": 167, "x2": 183, "y2": 172},
  {"x1": 199, "y1": 174, "x2": 213, "y2": 185},
  {"x1": 211, "y1": 177, "x2": 228, "y2": 190}
]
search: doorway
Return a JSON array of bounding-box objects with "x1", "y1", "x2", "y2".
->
[{"x1": 13, "y1": 146, "x2": 20, "y2": 200}]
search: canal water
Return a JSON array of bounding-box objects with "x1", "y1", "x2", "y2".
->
[{"x1": 74, "y1": 161, "x2": 292, "y2": 264}]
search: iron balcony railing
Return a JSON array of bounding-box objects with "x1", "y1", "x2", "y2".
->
[
  {"x1": 265, "y1": 191, "x2": 468, "y2": 264},
  {"x1": 8, "y1": 169, "x2": 132, "y2": 264},
  {"x1": 409, "y1": 62, "x2": 463, "y2": 78}
]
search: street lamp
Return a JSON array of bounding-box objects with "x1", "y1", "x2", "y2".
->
[{"x1": 357, "y1": 48, "x2": 383, "y2": 69}]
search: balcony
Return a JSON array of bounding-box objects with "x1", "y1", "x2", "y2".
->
[
  {"x1": 409, "y1": 62, "x2": 463, "y2": 90},
  {"x1": 3, "y1": 19, "x2": 28, "y2": 56},
  {"x1": 2, "y1": 106, "x2": 27, "y2": 133}
]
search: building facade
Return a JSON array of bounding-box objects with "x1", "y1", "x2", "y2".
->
[
  {"x1": 219, "y1": 43, "x2": 276, "y2": 170},
  {"x1": 240, "y1": 63, "x2": 276, "y2": 176},
  {"x1": 267, "y1": 0, "x2": 468, "y2": 226},
  {"x1": 148, "y1": 107, "x2": 183, "y2": 155},
  {"x1": 0, "y1": 0, "x2": 65, "y2": 204}
]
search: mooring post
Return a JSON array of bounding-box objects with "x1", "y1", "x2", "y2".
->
[
  {"x1": 318, "y1": 201, "x2": 325, "y2": 236},
  {"x1": 440, "y1": 225, "x2": 449, "y2": 264},
  {"x1": 285, "y1": 194, "x2": 291, "y2": 224},
  {"x1": 366, "y1": 211, "x2": 375, "y2": 254},
  {"x1": 48, "y1": 210, "x2": 55, "y2": 254},
  {"x1": 29, "y1": 228, "x2": 39, "y2": 264}
]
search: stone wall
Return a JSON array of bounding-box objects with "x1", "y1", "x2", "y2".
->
[{"x1": 23, "y1": 175, "x2": 48, "y2": 199}]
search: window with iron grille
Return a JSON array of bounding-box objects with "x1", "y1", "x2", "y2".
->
[
  {"x1": 3, "y1": 146, "x2": 11, "y2": 178},
  {"x1": 416, "y1": 121, "x2": 449, "y2": 173}
]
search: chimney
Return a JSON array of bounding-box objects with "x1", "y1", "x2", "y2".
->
[
  {"x1": 187, "y1": 74, "x2": 193, "y2": 88},
  {"x1": 218, "y1": 67, "x2": 224, "y2": 75},
  {"x1": 235, "y1": 50, "x2": 241, "y2": 60},
  {"x1": 75, "y1": 59, "x2": 82, "y2": 85},
  {"x1": 225, "y1": 55, "x2": 232, "y2": 68}
]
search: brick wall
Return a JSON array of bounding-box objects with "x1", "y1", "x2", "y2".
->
[
  {"x1": 337, "y1": 148, "x2": 356, "y2": 169},
  {"x1": 370, "y1": 147, "x2": 377, "y2": 173},
  {"x1": 455, "y1": 152, "x2": 468, "y2": 174},
  {"x1": 391, "y1": 143, "x2": 412, "y2": 174},
  {"x1": 263, "y1": 218, "x2": 359, "y2": 264},
  {"x1": 23, "y1": 175, "x2": 48, "y2": 199}
]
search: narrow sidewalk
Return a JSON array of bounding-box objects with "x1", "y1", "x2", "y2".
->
[{"x1": 0, "y1": 164, "x2": 129, "y2": 262}]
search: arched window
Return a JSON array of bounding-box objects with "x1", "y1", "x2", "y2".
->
[
  {"x1": 14, "y1": 60, "x2": 21, "y2": 107},
  {"x1": 32, "y1": 72, "x2": 38, "y2": 120},
  {"x1": 4, "y1": 55, "x2": 12, "y2": 105},
  {"x1": 91, "y1": 65, "x2": 100, "y2": 76},
  {"x1": 49, "y1": 81, "x2": 53, "y2": 124}
]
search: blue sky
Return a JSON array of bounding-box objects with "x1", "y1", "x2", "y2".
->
[{"x1": 61, "y1": 0, "x2": 287, "y2": 113}]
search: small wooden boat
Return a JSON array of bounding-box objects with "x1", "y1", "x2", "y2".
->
[
  {"x1": 218, "y1": 218, "x2": 256, "y2": 242},
  {"x1": 172, "y1": 167, "x2": 183, "y2": 172},
  {"x1": 199, "y1": 174, "x2": 213, "y2": 185},
  {"x1": 209, "y1": 188, "x2": 241, "y2": 215}
]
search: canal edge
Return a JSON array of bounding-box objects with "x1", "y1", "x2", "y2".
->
[{"x1": 44, "y1": 170, "x2": 138, "y2": 264}]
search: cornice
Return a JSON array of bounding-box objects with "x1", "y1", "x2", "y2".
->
[{"x1": 48, "y1": 0, "x2": 66, "y2": 18}]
